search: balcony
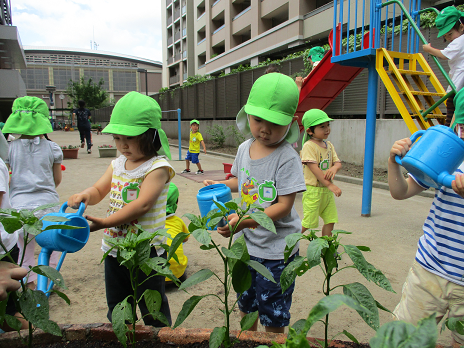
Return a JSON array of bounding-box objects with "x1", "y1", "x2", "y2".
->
[
  {"x1": 174, "y1": 9, "x2": 180, "y2": 21},
  {"x1": 182, "y1": 28, "x2": 187, "y2": 37},
  {"x1": 167, "y1": 56, "x2": 174, "y2": 65},
  {"x1": 212, "y1": 24, "x2": 225, "y2": 35},
  {"x1": 233, "y1": 6, "x2": 251, "y2": 21},
  {"x1": 167, "y1": 16, "x2": 172, "y2": 26},
  {"x1": 182, "y1": 5, "x2": 186, "y2": 16},
  {"x1": 169, "y1": 75, "x2": 180, "y2": 85},
  {"x1": 167, "y1": 36, "x2": 173, "y2": 46},
  {"x1": 174, "y1": 53, "x2": 181, "y2": 62},
  {"x1": 174, "y1": 31, "x2": 181, "y2": 42},
  {"x1": 183, "y1": 72, "x2": 187, "y2": 81},
  {"x1": 212, "y1": 0, "x2": 221, "y2": 7},
  {"x1": 197, "y1": 37, "x2": 206, "y2": 45},
  {"x1": 182, "y1": 51, "x2": 187, "y2": 59},
  {"x1": 166, "y1": 0, "x2": 172, "y2": 7}
]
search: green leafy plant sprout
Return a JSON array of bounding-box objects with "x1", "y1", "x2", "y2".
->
[
  {"x1": 174, "y1": 198, "x2": 277, "y2": 348},
  {"x1": 206, "y1": 124, "x2": 227, "y2": 148},
  {"x1": 278, "y1": 230, "x2": 395, "y2": 348},
  {"x1": 0, "y1": 203, "x2": 79, "y2": 348},
  {"x1": 101, "y1": 224, "x2": 188, "y2": 348}
]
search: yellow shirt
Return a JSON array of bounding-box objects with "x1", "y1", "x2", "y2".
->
[
  {"x1": 300, "y1": 140, "x2": 340, "y2": 187},
  {"x1": 165, "y1": 215, "x2": 189, "y2": 280},
  {"x1": 189, "y1": 131, "x2": 203, "y2": 153}
]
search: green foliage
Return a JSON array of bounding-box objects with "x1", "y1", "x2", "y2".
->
[
  {"x1": 102, "y1": 224, "x2": 188, "y2": 348},
  {"x1": 0, "y1": 204, "x2": 76, "y2": 348},
  {"x1": 206, "y1": 125, "x2": 227, "y2": 148},
  {"x1": 279, "y1": 230, "x2": 394, "y2": 347},
  {"x1": 177, "y1": 199, "x2": 276, "y2": 348},
  {"x1": 227, "y1": 125, "x2": 245, "y2": 147},
  {"x1": 66, "y1": 76, "x2": 109, "y2": 110}
]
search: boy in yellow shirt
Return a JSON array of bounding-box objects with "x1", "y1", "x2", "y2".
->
[{"x1": 182, "y1": 120, "x2": 207, "y2": 174}]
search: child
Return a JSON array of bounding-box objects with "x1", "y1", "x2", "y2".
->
[
  {"x1": 300, "y1": 109, "x2": 342, "y2": 236},
  {"x1": 388, "y1": 87, "x2": 464, "y2": 346},
  {"x1": 165, "y1": 182, "x2": 189, "y2": 282},
  {"x1": 0, "y1": 133, "x2": 28, "y2": 331},
  {"x1": 181, "y1": 119, "x2": 206, "y2": 174},
  {"x1": 203, "y1": 73, "x2": 306, "y2": 333},
  {"x1": 295, "y1": 46, "x2": 326, "y2": 92},
  {"x1": 72, "y1": 100, "x2": 93, "y2": 153},
  {"x1": 67, "y1": 91, "x2": 174, "y2": 327},
  {"x1": 423, "y1": 6, "x2": 464, "y2": 127},
  {"x1": 2, "y1": 96, "x2": 63, "y2": 290}
]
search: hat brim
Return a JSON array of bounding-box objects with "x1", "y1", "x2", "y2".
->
[
  {"x1": 244, "y1": 104, "x2": 293, "y2": 126},
  {"x1": 102, "y1": 123, "x2": 148, "y2": 136},
  {"x1": 438, "y1": 22, "x2": 455, "y2": 37}
]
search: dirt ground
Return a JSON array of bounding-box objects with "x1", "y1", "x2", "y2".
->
[{"x1": 40, "y1": 131, "x2": 453, "y2": 346}]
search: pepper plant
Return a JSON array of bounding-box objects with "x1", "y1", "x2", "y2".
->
[
  {"x1": 278, "y1": 229, "x2": 395, "y2": 347},
  {"x1": 0, "y1": 203, "x2": 76, "y2": 348},
  {"x1": 102, "y1": 224, "x2": 188, "y2": 348},
  {"x1": 174, "y1": 198, "x2": 277, "y2": 348}
]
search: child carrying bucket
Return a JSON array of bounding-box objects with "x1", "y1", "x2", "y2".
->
[
  {"x1": 203, "y1": 73, "x2": 306, "y2": 333},
  {"x1": 2, "y1": 96, "x2": 63, "y2": 291},
  {"x1": 67, "y1": 91, "x2": 174, "y2": 327},
  {"x1": 388, "y1": 87, "x2": 464, "y2": 346}
]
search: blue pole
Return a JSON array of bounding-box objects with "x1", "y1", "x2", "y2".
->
[
  {"x1": 361, "y1": 58, "x2": 378, "y2": 216},
  {"x1": 177, "y1": 108, "x2": 182, "y2": 161}
]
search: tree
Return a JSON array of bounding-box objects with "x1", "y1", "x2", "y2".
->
[{"x1": 66, "y1": 76, "x2": 109, "y2": 110}]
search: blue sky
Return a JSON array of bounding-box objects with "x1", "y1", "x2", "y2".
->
[{"x1": 10, "y1": 0, "x2": 163, "y2": 61}]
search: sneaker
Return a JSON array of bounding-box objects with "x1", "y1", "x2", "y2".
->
[
  {"x1": 181, "y1": 169, "x2": 190, "y2": 173},
  {"x1": 87, "y1": 149, "x2": 92, "y2": 154},
  {"x1": 195, "y1": 170, "x2": 204, "y2": 175},
  {"x1": 81, "y1": 142, "x2": 85, "y2": 148}
]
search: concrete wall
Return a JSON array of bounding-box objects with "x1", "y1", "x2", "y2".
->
[{"x1": 162, "y1": 119, "x2": 413, "y2": 169}]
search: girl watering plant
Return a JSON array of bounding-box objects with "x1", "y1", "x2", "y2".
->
[{"x1": 67, "y1": 91, "x2": 174, "y2": 326}]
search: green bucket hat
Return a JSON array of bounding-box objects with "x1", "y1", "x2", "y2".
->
[
  {"x1": 103, "y1": 91, "x2": 171, "y2": 159},
  {"x1": 3, "y1": 96, "x2": 53, "y2": 136},
  {"x1": 436, "y1": 6, "x2": 464, "y2": 38},
  {"x1": 190, "y1": 119, "x2": 199, "y2": 125},
  {"x1": 301, "y1": 109, "x2": 333, "y2": 146},
  {"x1": 166, "y1": 182, "x2": 179, "y2": 216},
  {"x1": 451, "y1": 88, "x2": 464, "y2": 130},
  {"x1": 308, "y1": 46, "x2": 325, "y2": 62},
  {"x1": 236, "y1": 73, "x2": 300, "y2": 144}
]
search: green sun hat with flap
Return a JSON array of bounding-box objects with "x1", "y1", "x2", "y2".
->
[
  {"x1": 301, "y1": 109, "x2": 333, "y2": 146},
  {"x1": 3, "y1": 96, "x2": 53, "y2": 136},
  {"x1": 308, "y1": 46, "x2": 325, "y2": 62},
  {"x1": 190, "y1": 119, "x2": 199, "y2": 125},
  {"x1": 436, "y1": 6, "x2": 464, "y2": 38},
  {"x1": 102, "y1": 91, "x2": 171, "y2": 159},
  {"x1": 236, "y1": 73, "x2": 300, "y2": 143},
  {"x1": 451, "y1": 87, "x2": 464, "y2": 129},
  {"x1": 166, "y1": 182, "x2": 179, "y2": 216}
]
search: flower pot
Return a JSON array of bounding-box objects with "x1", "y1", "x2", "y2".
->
[
  {"x1": 99, "y1": 148, "x2": 118, "y2": 158},
  {"x1": 62, "y1": 148, "x2": 79, "y2": 159}
]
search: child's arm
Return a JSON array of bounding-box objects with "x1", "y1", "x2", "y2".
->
[
  {"x1": 422, "y1": 43, "x2": 448, "y2": 60},
  {"x1": 203, "y1": 177, "x2": 239, "y2": 192},
  {"x1": 201, "y1": 140, "x2": 206, "y2": 154},
  {"x1": 388, "y1": 138, "x2": 425, "y2": 199},
  {"x1": 307, "y1": 162, "x2": 342, "y2": 197},
  {"x1": 68, "y1": 164, "x2": 113, "y2": 208},
  {"x1": 53, "y1": 163, "x2": 62, "y2": 188},
  {"x1": 324, "y1": 162, "x2": 342, "y2": 181},
  {"x1": 84, "y1": 166, "x2": 170, "y2": 232}
]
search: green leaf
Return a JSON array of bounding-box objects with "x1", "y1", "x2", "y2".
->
[
  {"x1": 249, "y1": 210, "x2": 276, "y2": 233},
  {"x1": 33, "y1": 203, "x2": 60, "y2": 213},
  {"x1": 342, "y1": 330, "x2": 359, "y2": 344},
  {"x1": 134, "y1": 239, "x2": 151, "y2": 265},
  {"x1": 112, "y1": 298, "x2": 131, "y2": 348},
  {"x1": 280, "y1": 256, "x2": 308, "y2": 293},
  {"x1": 209, "y1": 326, "x2": 227, "y2": 348},
  {"x1": 167, "y1": 232, "x2": 189, "y2": 263},
  {"x1": 183, "y1": 213, "x2": 202, "y2": 227},
  {"x1": 376, "y1": 300, "x2": 393, "y2": 314},
  {"x1": 291, "y1": 319, "x2": 307, "y2": 335},
  {"x1": 234, "y1": 235, "x2": 250, "y2": 262},
  {"x1": 232, "y1": 260, "x2": 252, "y2": 293},
  {"x1": 240, "y1": 311, "x2": 258, "y2": 331},
  {"x1": 4, "y1": 314, "x2": 23, "y2": 332},
  {"x1": 179, "y1": 269, "x2": 214, "y2": 291},
  {"x1": 323, "y1": 244, "x2": 338, "y2": 275},
  {"x1": 31, "y1": 266, "x2": 67, "y2": 289},
  {"x1": 173, "y1": 295, "x2": 206, "y2": 328},
  {"x1": 369, "y1": 313, "x2": 437, "y2": 348},
  {"x1": 207, "y1": 216, "x2": 224, "y2": 229},
  {"x1": 49, "y1": 289, "x2": 71, "y2": 305},
  {"x1": 41, "y1": 215, "x2": 70, "y2": 222},
  {"x1": 246, "y1": 260, "x2": 276, "y2": 283},
  {"x1": 343, "y1": 282, "x2": 380, "y2": 330},
  {"x1": 306, "y1": 238, "x2": 329, "y2": 268},
  {"x1": 192, "y1": 228, "x2": 212, "y2": 246},
  {"x1": 24, "y1": 221, "x2": 42, "y2": 235},
  {"x1": 213, "y1": 201, "x2": 227, "y2": 214},
  {"x1": 343, "y1": 245, "x2": 395, "y2": 292},
  {"x1": 142, "y1": 289, "x2": 161, "y2": 314},
  {"x1": 42, "y1": 224, "x2": 81, "y2": 231},
  {"x1": 356, "y1": 246, "x2": 371, "y2": 252},
  {"x1": 1, "y1": 218, "x2": 23, "y2": 234},
  {"x1": 224, "y1": 201, "x2": 239, "y2": 211},
  {"x1": 445, "y1": 317, "x2": 464, "y2": 335}
]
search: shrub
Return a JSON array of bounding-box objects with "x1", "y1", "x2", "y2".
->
[{"x1": 206, "y1": 125, "x2": 227, "y2": 148}]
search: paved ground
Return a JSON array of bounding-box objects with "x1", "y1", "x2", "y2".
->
[{"x1": 42, "y1": 130, "x2": 453, "y2": 346}]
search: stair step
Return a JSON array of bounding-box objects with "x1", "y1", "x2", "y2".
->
[
  {"x1": 399, "y1": 91, "x2": 443, "y2": 96},
  {"x1": 411, "y1": 113, "x2": 446, "y2": 119},
  {"x1": 388, "y1": 69, "x2": 432, "y2": 76}
]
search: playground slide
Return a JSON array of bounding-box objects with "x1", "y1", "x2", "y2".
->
[{"x1": 295, "y1": 28, "x2": 369, "y2": 131}]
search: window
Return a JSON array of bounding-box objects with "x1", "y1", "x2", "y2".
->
[{"x1": 113, "y1": 71, "x2": 136, "y2": 91}]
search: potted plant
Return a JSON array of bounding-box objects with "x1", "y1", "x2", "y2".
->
[
  {"x1": 98, "y1": 144, "x2": 117, "y2": 158},
  {"x1": 60, "y1": 145, "x2": 79, "y2": 159}
]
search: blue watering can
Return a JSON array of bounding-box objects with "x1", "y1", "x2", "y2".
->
[
  {"x1": 35, "y1": 202, "x2": 90, "y2": 296},
  {"x1": 197, "y1": 184, "x2": 233, "y2": 229},
  {"x1": 395, "y1": 125, "x2": 464, "y2": 189}
]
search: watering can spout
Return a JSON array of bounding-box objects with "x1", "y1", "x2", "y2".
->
[{"x1": 438, "y1": 172, "x2": 456, "y2": 189}]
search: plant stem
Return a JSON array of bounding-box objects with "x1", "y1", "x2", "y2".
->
[
  {"x1": 323, "y1": 257, "x2": 332, "y2": 348},
  {"x1": 131, "y1": 266, "x2": 138, "y2": 348}
]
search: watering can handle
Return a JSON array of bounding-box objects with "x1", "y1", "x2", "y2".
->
[
  {"x1": 59, "y1": 202, "x2": 86, "y2": 216},
  {"x1": 394, "y1": 130, "x2": 426, "y2": 165}
]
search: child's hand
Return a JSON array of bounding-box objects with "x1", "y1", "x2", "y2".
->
[
  {"x1": 85, "y1": 215, "x2": 106, "y2": 232},
  {"x1": 452, "y1": 174, "x2": 464, "y2": 198},
  {"x1": 389, "y1": 138, "x2": 412, "y2": 162},
  {"x1": 68, "y1": 193, "x2": 91, "y2": 209},
  {"x1": 295, "y1": 76, "x2": 304, "y2": 88},
  {"x1": 0, "y1": 262, "x2": 27, "y2": 301},
  {"x1": 217, "y1": 213, "x2": 240, "y2": 238},
  {"x1": 422, "y1": 43, "x2": 432, "y2": 53},
  {"x1": 203, "y1": 180, "x2": 220, "y2": 186},
  {"x1": 328, "y1": 183, "x2": 342, "y2": 197},
  {"x1": 203, "y1": 148, "x2": 207, "y2": 154},
  {"x1": 325, "y1": 167, "x2": 338, "y2": 181}
]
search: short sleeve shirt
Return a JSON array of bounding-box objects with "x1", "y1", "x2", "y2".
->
[
  {"x1": 441, "y1": 34, "x2": 464, "y2": 93},
  {"x1": 0, "y1": 159, "x2": 17, "y2": 253},
  {"x1": 300, "y1": 140, "x2": 340, "y2": 187},
  {"x1": 230, "y1": 139, "x2": 306, "y2": 260},
  {"x1": 189, "y1": 131, "x2": 203, "y2": 153}
]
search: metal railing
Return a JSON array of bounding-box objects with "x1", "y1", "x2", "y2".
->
[
  {"x1": 169, "y1": 75, "x2": 180, "y2": 85},
  {"x1": 1, "y1": 0, "x2": 12, "y2": 25}
]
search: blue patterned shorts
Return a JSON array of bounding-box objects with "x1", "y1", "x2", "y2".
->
[
  {"x1": 237, "y1": 254, "x2": 296, "y2": 328},
  {"x1": 185, "y1": 151, "x2": 199, "y2": 164}
]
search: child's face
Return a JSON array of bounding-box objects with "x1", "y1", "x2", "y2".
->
[
  {"x1": 113, "y1": 134, "x2": 144, "y2": 162},
  {"x1": 248, "y1": 115, "x2": 290, "y2": 146},
  {"x1": 444, "y1": 26, "x2": 464, "y2": 42},
  {"x1": 308, "y1": 121, "x2": 331, "y2": 140},
  {"x1": 190, "y1": 123, "x2": 199, "y2": 132}
]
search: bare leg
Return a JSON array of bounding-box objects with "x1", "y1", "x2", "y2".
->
[
  {"x1": 185, "y1": 160, "x2": 190, "y2": 171},
  {"x1": 240, "y1": 311, "x2": 258, "y2": 331},
  {"x1": 321, "y1": 223, "x2": 334, "y2": 237},
  {"x1": 196, "y1": 162, "x2": 203, "y2": 171}
]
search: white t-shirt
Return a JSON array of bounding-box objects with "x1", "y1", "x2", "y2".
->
[
  {"x1": 0, "y1": 159, "x2": 18, "y2": 254},
  {"x1": 441, "y1": 34, "x2": 464, "y2": 93}
]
